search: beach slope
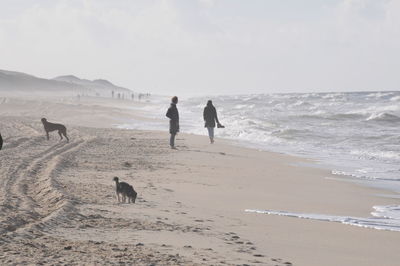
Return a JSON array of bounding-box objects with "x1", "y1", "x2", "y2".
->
[{"x1": 0, "y1": 97, "x2": 399, "y2": 265}]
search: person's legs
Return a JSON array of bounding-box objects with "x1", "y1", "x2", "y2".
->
[
  {"x1": 170, "y1": 133, "x2": 176, "y2": 148},
  {"x1": 207, "y1": 127, "x2": 214, "y2": 143}
]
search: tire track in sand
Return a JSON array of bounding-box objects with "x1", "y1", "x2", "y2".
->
[{"x1": 0, "y1": 139, "x2": 86, "y2": 236}]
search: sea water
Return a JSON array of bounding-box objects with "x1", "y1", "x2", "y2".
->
[{"x1": 120, "y1": 91, "x2": 400, "y2": 231}]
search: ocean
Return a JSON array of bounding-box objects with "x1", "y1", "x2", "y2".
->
[{"x1": 119, "y1": 91, "x2": 400, "y2": 231}]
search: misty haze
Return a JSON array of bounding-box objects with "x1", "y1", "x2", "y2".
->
[{"x1": 1, "y1": 1, "x2": 400, "y2": 266}]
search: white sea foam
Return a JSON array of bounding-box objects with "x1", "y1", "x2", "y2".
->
[
  {"x1": 350, "y1": 149, "x2": 400, "y2": 161},
  {"x1": 245, "y1": 208, "x2": 400, "y2": 232},
  {"x1": 365, "y1": 112, "x2": 400, "y2": 122},
  {"x1": 390, "y1": 96, "x2": 400, "y2": 102}
]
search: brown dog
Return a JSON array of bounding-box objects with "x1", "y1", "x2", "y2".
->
[{"x1": 41, "y1": 118, "x2": 69, "y2": 142}]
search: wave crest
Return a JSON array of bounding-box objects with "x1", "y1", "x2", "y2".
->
[{"x1": 366, "y1": 112, "x2": 400, "y2": 122}]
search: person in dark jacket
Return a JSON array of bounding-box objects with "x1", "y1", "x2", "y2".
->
[
  {"x1": 0, "y1": 132, "x2": 2, "y2": 150},
  {"x1": 203, "y1": 100, "x2": 222, "y2": 144},
  {"x1": 166, "y1": 96, "x2": 179, "y2": 149}
]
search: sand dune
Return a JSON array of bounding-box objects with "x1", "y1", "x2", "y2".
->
[{"x1": 0, "y1": 69, "x2": 132, "y2": 97}]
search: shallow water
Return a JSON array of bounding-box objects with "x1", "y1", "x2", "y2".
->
[{"x1": 245, "y1": 207, "x2": 400, "y2": 232}]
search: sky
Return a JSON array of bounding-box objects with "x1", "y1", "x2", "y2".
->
[{"x1": 0, "y1": 0, "x2": 399, "y2": 96}]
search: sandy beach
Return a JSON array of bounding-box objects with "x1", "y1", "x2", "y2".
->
[{"x1": 1, "y1": 96, "x2": 400, "y2": 266}]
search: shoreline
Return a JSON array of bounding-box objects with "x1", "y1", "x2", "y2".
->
[
  {"x1": 1, "y1": 96, "x2": 400, "y2": 265},
  {"x1": 93, "y1": 94, "x2": 400, "y2": 199},
  {"x1": 2, "y1": 95, "x2": 399, "y2": 221},
  {"x1": 113, "y1": 121, "x2": 400, "y2": 226}
]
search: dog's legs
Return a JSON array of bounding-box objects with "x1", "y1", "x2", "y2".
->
[
  {"x1": 58, "y1": 130, "x2": 63, "y2": 141},
  {"x1": 116, "y1": 192, "x2": 120, "y2": 203},
  {"x1": 63, "y1": 130, "x2": 69, "y2": 142}
]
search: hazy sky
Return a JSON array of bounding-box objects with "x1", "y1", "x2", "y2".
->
[{"x1": 0, "y1": 0, "x2": 399, "y2": 95}]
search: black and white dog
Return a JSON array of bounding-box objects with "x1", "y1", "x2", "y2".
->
[{"x1": 113, "y1": 177, "x2": 137, "y2": 203}]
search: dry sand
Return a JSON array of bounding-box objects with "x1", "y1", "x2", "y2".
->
[{"x1": 0, "y1": 96, "x2": 399, "y2": 265}]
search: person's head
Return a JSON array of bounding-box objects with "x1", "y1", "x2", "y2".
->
[
  {"x1": 171, "y1": 96, "x2": 178, "y2": 104},
  {"x1": 207, "y1": 100, "x2": 213, "y2": 107}
]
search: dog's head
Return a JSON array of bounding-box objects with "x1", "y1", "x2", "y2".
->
[
  {"x1": 127, "y1": 185, "x2": 137, "y2": 203},
  {"x1": 113, "y1": 176, "x2": 119, "y2": 182},
  {"x1": 41, "y1": 118, "x2": 47, "y2": 123},
  {"x1": 129, "y1": 189, "x2": 137, "y2": 203}
]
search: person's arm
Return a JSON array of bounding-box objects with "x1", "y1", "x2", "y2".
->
[
  {"x1": 203, "y1": 108, "x2": 207, "y2": 121},
  {"x1": 176, "y1": 109, "x2": 180, "y2": 130},
  {"x1": 214, "y1": 107, "x2": 220, "y2": 125},
  {"x1": 166, "y1": 107, "x2": 172, "y2": 119}
]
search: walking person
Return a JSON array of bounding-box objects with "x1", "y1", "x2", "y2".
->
[
  {"x1": 166, "y1": 96, "x2": 179, "y2": 149},
  {"x1": 203, "y1": 100, "x2": 223, "y2": 144},
  {"x1": 0, "y1": 132, "x2": 3, "y2": 150}
]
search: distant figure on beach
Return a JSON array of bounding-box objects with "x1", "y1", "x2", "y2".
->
[
  {"x1": 166, "y1": 96, "x2": 179, "y2": 149},
  {"x1": 41, "y1": 118, "x2": 69, "y2": 142},
  {"x1": 0, "y1": 132, "x2": 3, "y2": 150},
  {"x1": 203, "y1": 100, "x2": 223, "y2": 144}
]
